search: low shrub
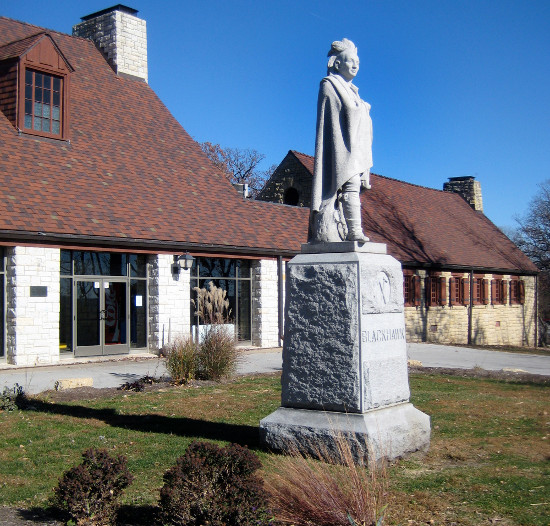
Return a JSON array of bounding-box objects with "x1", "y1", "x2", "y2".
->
[
  {"x1": 196, "y1": 325, "x2": 238, "y2": 380},
  {"x1": 52, "y1": 447, "x2": 133, "y2": 526},
  {"x1": 159, "y1": 441, "x2": 272, "y2": 526},
  {"x1": 0, "y1": 383, "x2": 24, "y2": 411},
  {"x1": 264, "y1": 434, "x2": 388, "y2": 526},
  {"x1": 164, "y1": 336, "x2": 198, "y2": 384}
]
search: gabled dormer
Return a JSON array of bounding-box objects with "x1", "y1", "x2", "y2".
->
[{"x1": 0, "y1": 32, "x2": 73, "y2": 140}]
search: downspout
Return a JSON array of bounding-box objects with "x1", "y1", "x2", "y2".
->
[
  {"x1": 535, "y1": 274, "x2": 539, "y2": 347},
  {"x1": 468, "y1": 270, "x2": 474, "y2": 345},
  {"x1": 277, "y1": 256, "x2": 284, "y2": 347}
]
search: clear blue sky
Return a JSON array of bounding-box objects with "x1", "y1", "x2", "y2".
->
[{"x1": 2, "y1": 0, "x2": 549, "y2": 230}]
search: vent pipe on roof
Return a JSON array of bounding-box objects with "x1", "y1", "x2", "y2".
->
[
  {"x1": 72, "y1": 4, "x2": 148, "y2": 82},
  {"x1": 443, "y1": 176, "x2": 483, "y2": 212}
]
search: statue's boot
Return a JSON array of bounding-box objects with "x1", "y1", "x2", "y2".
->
[{"x1": 342, "y1": 190, "x2": 369, "y2": 242}]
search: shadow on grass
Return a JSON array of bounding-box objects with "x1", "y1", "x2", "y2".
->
[
  {"x1": 17, "y1": 397, "x2": 261, "y2": 449},
  {"x1": 19, "y1": 503, "x2": 161, "y2": 525}
]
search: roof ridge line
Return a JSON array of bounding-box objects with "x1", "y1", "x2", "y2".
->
[{"x1": 0, "y1": 16, "x2": 92, "y2": 45}]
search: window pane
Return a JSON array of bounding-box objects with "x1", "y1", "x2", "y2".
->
[
  {"x1": 52, "y1": 106, "x2": 60, "y2": 120},
  {"x1": 25, "y1": 100, "x2": 32, "y2": 115},
  {"x1": 42, "y1": 119, "x2": 50, "y2": 132},
  {"x1": 59, "y1": 278, "x2": 72, "y2": 353},
  {"x1": 34, "y1": 102, "x2": 42, "y2": 116},
  {"x1": 33, "y1": 117, "x2": 42, "y2": 131},
  {"x1": 25, "y1": 84, "x2": 32, "y2": 99},
  {"x1": 34, "y1": 86, "x2": 42, "y2": 101},
  {"x1": 24, "y1": 115, "x2": 32, "y2": 129},
  {"x1": 104, "y1": 282, "x2": 127, "y2": 345},
  {"x1": 131, "y1": 279, "x2": 147, "y2": 348},
  {"x1": 73, "y1": 251, "x2": 127, "y2": 276},
  {"x1": 42, "y1": 104, "x2": 50, "y2": 118},
  {"x1": 53, "y1": 77, "x2": 60, "y2": 91},
  {"x1": 35, "y1": 72, "x2": 43, "y2": 86},
  {"x1": 237, "y1": 280, "x2": 251, "y2": 341},
  {"x1": 52, "y1": 121, "x2": 60, "y2": 134},
  {"x1": 129, "y1": 254, "x2": 147, "y2": 277},
  {"x1": 53, "y1": 91, "x2": 60, "y2": 106},
  {"x1": 43, "y1": 75, "x2": 51, "y2": 89},
  {"x1": 60, "y1": 250, "x2": 72, "y2": 275},
  {"x1": 198, "y1": 257, "x2": 236, "y2": 278},
  {"x1": 25, "y1": 70, "x2": 33, "y2": 84},
  {"x1": 237, "y1": 259, "x2": 251, "y2": 278}
]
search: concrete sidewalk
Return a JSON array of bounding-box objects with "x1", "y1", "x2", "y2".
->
[{"x1": 1, "y1": 343, "x2": 549, "y2": 395}]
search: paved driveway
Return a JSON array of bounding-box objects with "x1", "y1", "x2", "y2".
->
[{"x1": 1, "y1": 343, "x2": 549, "y2": 395}]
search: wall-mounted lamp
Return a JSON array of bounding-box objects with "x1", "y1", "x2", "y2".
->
[{"x1": 172, "y1": 252, "x2": 195, "y2": 274}]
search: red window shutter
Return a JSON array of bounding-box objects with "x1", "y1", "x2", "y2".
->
[
  {"x1": 491, "y1": 280, "x2": 497, "y2": 305},
  {"x1": 463, "y1": 279, "x2": 470, "y2": 305},
  {"x1": 449, "y1": 277, "x2": 457, "y2": 305},
  {"x1": 502, "y1": 280, "x2": 508, "y2": 304},
  {"x1": 483, "y1": 279, "x2": 490, "y2": 305},
  {"x1": 439, "y1": 276, "x2": 447, "y2": 305},
  {"x1": 413, "y1": 275, "x2": 421, "y2": 307},
  {"x1": 519, "y1": 280, "x2": 525, "y2": 304}
]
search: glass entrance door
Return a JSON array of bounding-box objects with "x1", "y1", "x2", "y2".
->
[{"x1": 75, "y1": 279, "x2": 128, "y2": 357}]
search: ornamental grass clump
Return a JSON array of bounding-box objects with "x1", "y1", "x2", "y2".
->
[
  {"x1": 192, "y1": 282, "x2": 238, "y2": 380},
  {"x1": 52, "y1": 447, "x2": 133, "y2": 526},
  {"x1": 264, "y1": 434, "x2": 389, "y2": 526},
  {"x1": 159, "y1": 441, "x2": 272, "y2": 526},
  {"x1": 164, "y1": 336, "x2": 199, "y2": 384}
]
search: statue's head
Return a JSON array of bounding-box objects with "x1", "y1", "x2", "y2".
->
[{"x1": 327, "y1": 38, "x2": 359, "y2": 81}]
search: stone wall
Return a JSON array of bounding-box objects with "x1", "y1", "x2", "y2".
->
[
  {"x1": 6, "y1": 246, "x2": 60, "y2": 366},
  {"x1": 149, "y1": 254, "x2": 190, "y2": 350},
  {"x1": 257, "y1": 153, "x2": 312, "y2": 207},
  {"x1": 251, "y1": 259, "x2": 280, "y2": 347},
  {"x1": 404, "y1": 270, "x2": 536, "y2": 346}
]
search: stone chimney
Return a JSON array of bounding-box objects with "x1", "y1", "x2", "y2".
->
[
  {"x1": 443, "y1": 176, "x2": 483, "y2": 212},
  {"x1": 73, "y1": 5, "x2": 148, "y2": 82}
]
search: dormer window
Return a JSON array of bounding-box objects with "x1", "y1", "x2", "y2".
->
[
  {"x1": 24, "y1": 70, "x2": 63, "y2": 136},
  {"x1": 0, "y1": 32, "x2": 72, "y2": 140}
]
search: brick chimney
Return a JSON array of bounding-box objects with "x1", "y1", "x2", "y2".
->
[
  {"x1": 73, "y1": 5, "x2": 148, "y2": 82},
  {"x1": 443, "y1": 176, "x2": 483, "y2": 212}
]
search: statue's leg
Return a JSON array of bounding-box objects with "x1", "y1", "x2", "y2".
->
[{"x1": 342, "y1": 174, "x2": 369, "y2": 243}]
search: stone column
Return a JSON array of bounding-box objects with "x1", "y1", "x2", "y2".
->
[
  {"x1": 251, "y1": 259, "x2": 279, "y2": 347},
  {"x1": 6, "y1": 247, "x2": 60, "y2": 366},
  {"x1": 260, "y1": 242, "x2": 431, "y2": 462}
]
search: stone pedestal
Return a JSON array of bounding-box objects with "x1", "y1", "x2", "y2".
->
[{"x1": 260, "y1": 242, "x2": 430, "y2": 461}]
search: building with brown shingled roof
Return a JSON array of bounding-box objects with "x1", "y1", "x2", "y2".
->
[
  {"x1": 257, "y1": 150, "x2": 539, "y2": 347},
  {"x1": 0, "y1": 7, "x2": 310, "y2": 365}
]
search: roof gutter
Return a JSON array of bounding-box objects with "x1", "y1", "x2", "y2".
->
[{"x1": 0, "y1": 230, "x2": 301, "y2": 259}]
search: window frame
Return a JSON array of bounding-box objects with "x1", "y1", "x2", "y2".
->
[
  {"x1": 403, "y1": 270, "x2": 420, "y2": 307},
  {"x1": 17, "y1": 62, "x2": 69, "y2": 140},
  {"x1": 473, "y1": 275, "x2": 489, "y2": 305},
  {"x1": 449, "y1": 274, "x2": 470, "y2": 307},
  {"x1": 425, "y1": 274, "x2": 447, "y2": 307},
  {"x1": 491, "y1": 276, "x2": 507, "y2": 305},
  {"x1": 510, "y1": 278, "x2": 525, "y2": 305}
]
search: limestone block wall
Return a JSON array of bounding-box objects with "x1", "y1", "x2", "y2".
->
[
  {"x1": 6, "y1": 246, "x2": 60, "y2": 366},
  {"x1": 404, "y1": 270, "x2": 537, "y2": 347},
  {"x1": 257, "y1": 155, "x2": 312, "y2": 207},
  {"x1": 251, "y1": 259, "x2": 280, "y2": 347},
  {"x1": 148, "y1": 254, "x2": 190, "y2": 350}
]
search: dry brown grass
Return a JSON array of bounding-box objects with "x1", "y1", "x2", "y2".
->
[{"x1": 264, "y1": 434, "x2": 389, "y2": 526}]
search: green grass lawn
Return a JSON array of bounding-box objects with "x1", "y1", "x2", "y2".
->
[{"x1": 0, "y1": 372, "x2": 548, "y2": 525}]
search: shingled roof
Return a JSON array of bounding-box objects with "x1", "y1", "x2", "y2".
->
[
  {"x1": 285, "y1": 151, "x2": 537, "y2": 273},
  {"x1": 0, "y1": 17, "x2": 309, "y2": 257}
]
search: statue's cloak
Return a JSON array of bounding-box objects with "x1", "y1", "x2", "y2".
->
[{"x1": 311, "y1": 74, "x2": 373, "y2": 215}]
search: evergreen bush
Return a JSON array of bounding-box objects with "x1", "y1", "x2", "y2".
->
[
  {"x1": 159, "y1": 441, "x2": 272, "y2": 526},
  {"x1": 52, "y1": 448, "x2": 133, "y2": 526}
]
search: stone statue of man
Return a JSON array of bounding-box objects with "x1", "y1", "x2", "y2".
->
[{"x1": 309, "y1": 38, "x2": 373, "y2": 243}]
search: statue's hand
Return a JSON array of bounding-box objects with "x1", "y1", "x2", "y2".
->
[{"x1": 360, "y1": 171, "x2": 371, "y2": 190}]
